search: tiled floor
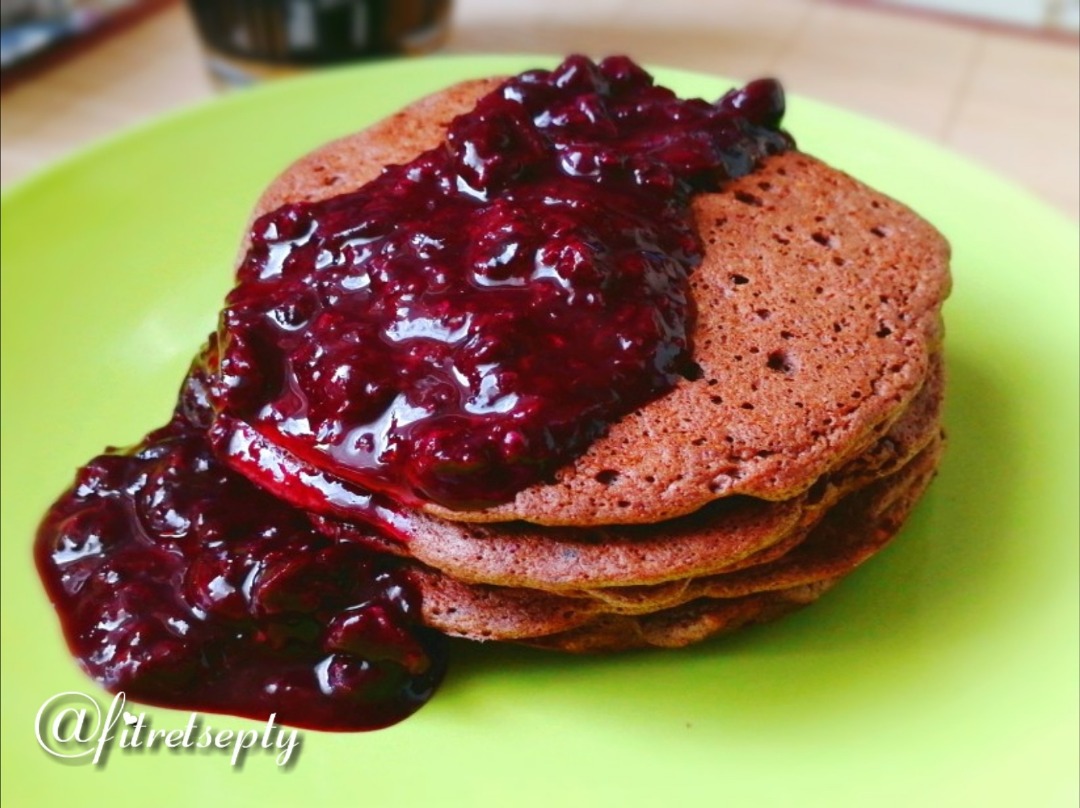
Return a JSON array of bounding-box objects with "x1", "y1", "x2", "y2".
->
[
  {"x1": 1, "y1": 0, "x2": 1077, "y2": 218},
  {"x1": 447, "y1": 0, "x2": 1079, "y2": 217},
  {"x1": 881, "y1": 0, "x2": 1079, "y2": 31}
]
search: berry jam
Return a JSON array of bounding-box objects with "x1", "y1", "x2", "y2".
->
[
  {"x1": 217, "y1": 55, "x2": 791, "y2": 510},
  {"x1": 35, "y1": 374, "x2": 446, "y2": 732},
  {"x1": 37, "y1": 57, "x2": 793, "y2": 731}
]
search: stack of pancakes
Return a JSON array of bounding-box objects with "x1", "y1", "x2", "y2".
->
[{"x1": 230, "y1": 79, "x2": 951, "y2": 652}]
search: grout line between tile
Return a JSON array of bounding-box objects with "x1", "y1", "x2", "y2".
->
[{"x1": 938, "y1": 32, "x2": 986, "y2": 142}]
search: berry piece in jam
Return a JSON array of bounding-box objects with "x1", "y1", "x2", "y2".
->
[
  {"x1": 35, "y1": 408, "x2": 445, "y2": 732},
  {"x1": 216, "y1": 55, "x2": 792, "y2": 511}
]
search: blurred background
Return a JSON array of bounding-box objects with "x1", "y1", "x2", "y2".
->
[{"x1": 1, "y1": 0, "x2": 1077, "y2": 219}]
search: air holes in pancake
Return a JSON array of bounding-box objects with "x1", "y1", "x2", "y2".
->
[
  {"x1": 734, "y1": 191, "x2": 763, "y2": 207},
  {"x1": 678, "y1": 360, "x2": 705, "y2": 381},
  {"x1": 740, "y1": 402, "x2": 754, "y2": 410},
  {"x1": 708, "y1": 468, "x2": 740, "y2": 491},
  {"x1": 710, "y1": 395, "x2": 723, "y2": 405},
  {"x1": 731, "y1": 273, "x2": 749, "y2": 285},
  {"x1": 811, "y1": 232, "x2": 833, "y2": 247},
  {"x1": 766, "y1": 350, "x2": 795, "y2": 373},
  {"x1": 876, "y1": 324, "x2": 893, "y2": 338},
  {"x1": 870, "y1": 226, "x2": 889, "y2": 238},
  {"x1": 755, "y1": 308, "x2": 771, "y2": 319},
  {"x1": 595, "y1": 470, "x2": 620, "y2": 485}
]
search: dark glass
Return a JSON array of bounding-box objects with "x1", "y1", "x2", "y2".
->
[{"x1": 185, "y1": 0, "x2": 452, "y2": 84}]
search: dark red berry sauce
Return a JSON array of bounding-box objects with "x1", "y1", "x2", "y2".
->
[
  {"x1": 216, "y1": 55, "x2": 791, "y2": 510},
  {"x1": 35, "y1": 364, "x2": 445, "y2": 732},
  {"x1": 36, "y1": 57, "x2": 792, "y2": 731}
]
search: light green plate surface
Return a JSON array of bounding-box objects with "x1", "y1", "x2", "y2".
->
[{"x1": 2, "y1": 56, "x2": 1077, "y2": 807}]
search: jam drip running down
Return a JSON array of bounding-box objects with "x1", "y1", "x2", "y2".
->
[
  {"x1": 217, "y1": 55, "x2": 791, "y2": 510},
  {"x1": 35, "y1": 372, "x2": 446, "y2": 732}
]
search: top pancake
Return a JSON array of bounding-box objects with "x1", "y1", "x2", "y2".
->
[{"x1": 245, "y1": 75, "x2": 951, "y2": 527}]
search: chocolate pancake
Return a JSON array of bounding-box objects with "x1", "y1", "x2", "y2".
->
[
  {"x1": 242, "y1": 77, "x2": 951, "y2": 527},
  {"x1": 409, "y1": 432, "x2": 943, "y2": 645},
  {"x1": 311, "y1": 352, "x2": 943, "y2": 591},
  {"x1": 532, "y1": 439, "x2": 942, "y2": 652}
]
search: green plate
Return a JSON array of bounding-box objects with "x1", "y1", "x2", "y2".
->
[{"x1": 2, "y1": 56, "x2": 1077, "y2": 807}]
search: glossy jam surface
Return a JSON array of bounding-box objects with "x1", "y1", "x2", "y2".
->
[
  {"x1": 35, "y1": 391, "x2": 445, "y2": 731},
  {"x1": 217, "y1": 55, "x2": 791, "y2": 510}
]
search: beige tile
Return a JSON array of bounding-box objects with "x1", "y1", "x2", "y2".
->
[
  {"x1": 447, "y1": 0, "x2": 810, "y2": 81},
  {"x1": 0, "y1": 145, "x2": 39, "y2": 187},
  {"x1": 945, "y1": 34, "x2": 1080, "y2": 219},
  {"x1": 964, "y1": 32, "x2": 1080, "y2": 101},
  {"x1": 0, "y1": 5, "x2": 214, "y2": 185},
  {"x1": 1, "y1": 86, "x2": 129, "y2": 180},
  {"x1": 1, "y1": 81, "x2": 117, "y2": 140},
  {"x1": 773, "y1": 2, "x2": 980, "y2": 138},
  {"x1": 0, "y1": 81, "x2": 54, "y2": 133},
  {"x1": 618, "y1": 0, "x2": 813, "y2": 78},
  {"x1": 448, "y1": 24, "x2": 767, "y2": 81},
  {"x1": 454, "y1": 0, "x2": 629, "y2": 26}
]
